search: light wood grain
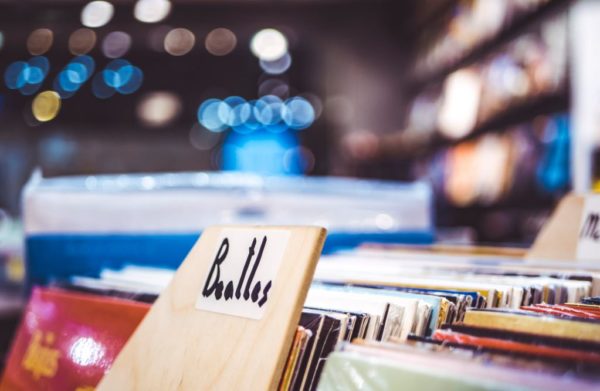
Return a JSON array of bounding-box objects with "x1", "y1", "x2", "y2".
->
[
  {"x1": 527, "y1": 193, "x2": 584, "y2": 262},
  {"x1": 98, "y1": 225, "x2": 326, "y2": 391}
]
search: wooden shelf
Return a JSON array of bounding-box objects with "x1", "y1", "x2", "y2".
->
[
  {"x1": 379, "y1": 89, "x2": 569, "y2": 159},
  {"x1": 433, "y1": 89, "x2": 570, "y2": 148}
]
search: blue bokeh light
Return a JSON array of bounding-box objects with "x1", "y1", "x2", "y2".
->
[
  {"x1": 24, "y1": 66, "x2": 44, "y2": 84},
  {"x1": 65, "y1": 63, "x2": 88, "y2": 83},
  {"x1": 58, "y1": 70, "x2": 82, "y2": 92},
  {"x1": 71, "y1": 55, "x2": 95, "y2": 80},
  {"x1": 53, "y1": 77, "x2": 77, "y2": 99},
  {"x1": 223, "y1": 96, "x2": 251, "y2": 127},
  {"x1": 103, "y1": 59, "x2": 131, "y2": 87},
  {"x1": 5, "y1": 61, "x2": 29, "y2": 89},
  {"x1": 259, "y1": 52, "x2": 292, "y2": 75},
  {"x1": 116, "y1": 66, "x2": 143, "y2": 94},
  {"x1": 29, "y1": 56, "x2": 50, "y2": 77},
  {"x1": 254, "y1": 95, "x2": 285, "y2": 127},
  {"x1": 197, "y1": 99, "x2": 230, "y2": 132},
  {"x1": 283, "y1": 97, "x2": 315, "y2": 130},
  {"x1": 5, "y1": 57, "x2": 52, "y2": 92},
  {"x1": 53, "y1": 56, "x2": 96, "y2": 99},
  {"x1": 197, "y1": 95, "x2": 316, "y2": 134},
  {"x1": 101, "y1": 59, "x2": 143, "y2": 95}
]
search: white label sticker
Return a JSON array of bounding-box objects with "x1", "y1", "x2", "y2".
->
[
  {"x1": 195, "y1": 228, "x2": 290, "y2": 320},
  {"x1": 577, "y1": 196, "x2": 600, "y2": 262}
]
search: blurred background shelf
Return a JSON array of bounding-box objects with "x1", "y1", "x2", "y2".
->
[
  {"x1": 378, "y1": 90, "x2": 569, "y2": 159},
  {"x1": 410, "y1": 0, "x2": 572, "y2": 91}
]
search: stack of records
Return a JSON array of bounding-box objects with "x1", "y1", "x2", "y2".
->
[{"x1": 6, "y1": 244, "x2": 600, "y2": 390}]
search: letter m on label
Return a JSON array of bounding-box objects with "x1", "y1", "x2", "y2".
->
[{"x1": 581, "y1": 213, "x2": 600, "y2": 240}]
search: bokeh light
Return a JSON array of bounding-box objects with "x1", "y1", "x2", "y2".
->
[
  {"x1": 70, "y1": 55, "x2": 96, "y2": 80},
  {"x1": 232, "y1": 99, "x2": 261, "y2": 134},
  {"x1": 0, "y1": 31, "x2": 4, "y2": 51},
  {"x1": 102, "y1": 31, "x2": 132, "y2": 58},
  {"x1": 5, "y1": 57, "x2": 50, "y2": 95},
  {"x1": 69, "y1": 28, "x2": 97, "y2": 55},
  {"x1": 32, "y1": 90, "x2": 61, "y2": 122},
  {"x1": 197, "y1": 98, "x2": 229, "y2": 132},
  {"x1": 437, "y1": 68, "x2": 482, "y2": 139},
  {"x1": 102, "y1": 59, "x2": 143, "y2": 94},
  {"x1": 300, "y1": 93, "x2": 323, "y2": 120},
  {"x1": 223, "y1": 96, "x2": 251, "y2": 127},
  {"x1": 250, "y1": 28, "x2": 288, "y2": 61},
  {"x1": 254, "y1": 95, "x2": 285, "y2": 127},
  {"x1": 81, "y1": 1, "x2": 114, "y2": 28},
  {"x1": 134, "y1": 0, "x2": 171, "y2": 23},
  {"x1": 197, "y1": 95, "x2": 315, "y2": 135},
  {"x1": 205, "y1": 28, "x2": 237, "y2": 56},
  {"x1": 283, "y1": 97, "x2": 315, "y2": 129},
  {"x1": 164, "y1": 28, "x2": 195, "y2": 56},
  {"x1": 54, "y1": 55, "x2": 95, "y2": 98},
  {"x1": 103, "y1": 59, "x2": 130, "y2": 87},
  {"x1": 136, "y1": 92, "x2": 181, "y2": 126},
  {"x1": 27, "y1": 28, "x2": 54, "y2": 56},
  {"x1": 259, "y1": 53, "x2": 292, "y2": 75},
  {"x1": 24, "y1": 65, "x2": 44, "y2": 84},
  {"x1": 53, "y1": 78, "x2": 76, "y2": 99},
  {"x1": 29, "y1": 57, "x2": 50, "y2": 79}
]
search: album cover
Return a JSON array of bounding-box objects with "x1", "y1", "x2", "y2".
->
[{"x1": 0, "y1": 287, "x2": 149, "y2": 390}]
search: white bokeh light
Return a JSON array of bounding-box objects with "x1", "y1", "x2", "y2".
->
[
  {"x1": 250, "y1": 28, "x2": 288, "y2": 61},
  {"x1": 134, "y1": 0, "x2": 171, "y2": 23},
  {"x1": 81, "y1": 1, "x2": 115, "y2": 28},
  {"x1": 137, "y1": 92, "x2": 182, "y2": 127}
]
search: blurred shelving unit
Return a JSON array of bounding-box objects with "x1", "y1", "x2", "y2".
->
[
  {"x1": 409, "y1": 0, "x2": 572, "y2": 90},
  {"x1": 358, "y1": 0, "x2": 575, "y2": 243}
]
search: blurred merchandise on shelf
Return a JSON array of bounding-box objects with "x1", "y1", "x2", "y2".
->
[
  {"x1": 414, "y1": 113, "x2": 570, "y2": 208},
  {"x1": 380, "y1": 5, "x2": 568, "y2": 150},
  {"x1": 1, "y1": 0, "x2": 600, "y2": 389},
  {"x1": 22, "y1": 171, "x2": 433, "y2": 288},
  {"x1": 414, "y1": 0, "x2": 562, "y2": 83},
  {"x1": 27, "y1": 241, "x2": 600, "y2": 390},
  {"x1": 0, "y1": 0, "x2": 579, "y2": 244}
]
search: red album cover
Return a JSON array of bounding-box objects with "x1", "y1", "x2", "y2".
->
[
  {"x1": 432, "y1": 330, "x2": 600, "y2": 365},
  {"x1": 521, "y1": 304, "x2": 600, "y2": 320},
  {"x1": 0, "y1": 287, "x2": 149, "y2": 391}
]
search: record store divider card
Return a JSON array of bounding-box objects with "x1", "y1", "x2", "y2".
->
[
  {"x1": 98, "y1": 225, "x2": 326, "y2": 391},
  {"x1": 577, "y1": 195, "x2": 600, "y2": 262}
]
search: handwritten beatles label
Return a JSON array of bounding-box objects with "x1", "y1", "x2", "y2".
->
[
  {"x1": 577, "y1": 196, "x2": 600, "y2": 262},
  {"x1": 195, "y1": 228, "x2": 290, "y2": 320}
]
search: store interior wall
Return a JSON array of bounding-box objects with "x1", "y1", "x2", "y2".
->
[{"x1": 0, "y1": 0, "x2": 415, "y2": 215}]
